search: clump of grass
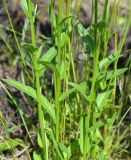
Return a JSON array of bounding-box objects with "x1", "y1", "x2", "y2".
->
[{"x1": 0, "y1": 0, "x2": 131, "y2": 159}]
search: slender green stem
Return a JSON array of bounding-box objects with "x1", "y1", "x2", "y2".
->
[
  {"x1": 0, "y1": 30, "x2": 13, "y2": 52},
  {"x1": 102, "y1": 0, "x2": 109, "y2": 59},
  {"x1": 2, "y1": 0, "x2": 33, "y2": 84},
  {"x1": 27, "y1": 0, "x2": 36, "y2": 47},
  {"x1": 62, "y1": 0, "x2": 71, "y2": 143},
  {"x1": 2, "y1": 0, "x2": 25, "y2": 65},
  {"x1": 55, "y1": 0, "x2": 62, "y2": 143},
  {"x1": 27, "y1": 0, "x2": 48, "y2": 159},
  {"x1": 102, "y1": 0, "x2": 109, "y2": 89},
  {"x1": 89, "y1": 0, "x2": 98, "y2": 105},
  {"x1": 86, "y1": 0, "x2": 99, "y2": 159}
]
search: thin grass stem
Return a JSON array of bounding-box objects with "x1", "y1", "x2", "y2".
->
[{"x1": 27, "y1": 0, "x2": 48, "y2": 159}]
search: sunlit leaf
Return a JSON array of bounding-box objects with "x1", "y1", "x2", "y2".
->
[
  {"x1": 3, "y1": 79, "x2": 56, "y2": 123},
  {"x1": 39, "y1": 46, "x2": 57, "y2": 76},
  {"x1": 20, "y1": 0, "x2": 29, "y2": 17},
  {"x1": 79, "y1": 115, "x2": 87, "y2": 154},
  {"x1": 98, "y1": 68, "x2": 128, "y2": 82}
]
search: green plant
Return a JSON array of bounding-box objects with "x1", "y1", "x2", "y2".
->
[{"x1": 0, "y1": 0, "x2": 131, "y2": 159}]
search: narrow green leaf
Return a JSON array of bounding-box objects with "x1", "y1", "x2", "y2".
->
[
  {"x1": 77, "y1": 21, "x2": 95, "y2": 54},
  {"x1": 39, "y1": 46, "x2": 57, "y2": 76},
  {"x1": 89, "y1": 119, "x2": 113, "y2": 133},
  {"x1": 3, "y1": 79, "x2": 36, "y2": 99},
  {"x1": 95, "y1": 89, "x2": 112, "y2": 117},
  {"x1": 57, "y1": 16, "x2": 74, "y2": 28},
  {"x1": 22, "y1": 18, "x2": 29, "y2": 41},
  {"x1": 99, "y1": 52, "x2": 121, "y2": 70},
  {"x1": 77, "y1": 21, "x2": 88, "y2": 37},
  {"x1": 0, "y1": 138, "x2": 24, "y2": 152},
  {"x1": 96, "y1": 90, "x2": 112, "y2": 108},
  {"x1": 36, "y1": 45, "x2": 44, "y2": 60},
  {"x1": 68, "y1": 82, "x2": 89, "y2": 101},
  {"x1": 98, "y1": 68, "x2": 128, "y2": 82},
  {"x1": 39, "y1": 61, "x2": 59, "y2": 76},
  {"x1": 61, "y1": 32, "x2": 66, "y2": 47},
  {"x1": 60, "y1": 60, "x2": 65, "y2": 80},
  {"x1": 95, "y1": 89, "x2": 113, "y2": 117},
  {"x1": 20, "y1": 0, "x2": 29, "y2": 17},
  {"x1": 60, "y1": 88, "x2": 76, "y2": 102},
  {"x1": 49, "y1": 5, "x2": 57, "y2": 29},
  {"x1": 83, "y1": 35, "x2": 95, "y2": 54},
  {"x1": 33, "y1": 151, "x2": 42, "y2": 160},
  {"x1": 3, "y1": 79, "x2": 56, "y2": 122},
  {"x1": 60, "y1": 59, "x2": 69, "y2": 80},
  {"x1": 39, "y1": 46, "x2": 57, "y2": 62},
  {"x1": 79, "y1": 116, "x2": 86, "y2": 154},
  {"x1": 37, "y1": 132, "x2": 43, "y2": 148}
]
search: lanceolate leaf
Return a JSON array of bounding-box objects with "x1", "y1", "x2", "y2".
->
[
  {"x1": 79, "y1": 115, "x2": 87, "y2": 154},
  {"x1": 3, "y1": 79, "x2": 56, "y2": 122},
  {"x1": 57, "y1": 15, "x2": 74, "y2": 28},
  {"x1": 77, "y1": 21, "x2": 88, "y2": 37},
  {"x1": 60, "y1": 88, "x2": 76, "y2": 102},
  {"x1": 22, "y1": 18, "x2": 29, "y2": 41},
  {"x1": 98, "y1": 68, "x2": 128, "y2": 83},
  {"x1": 77, "y1": 21, "x2": 95, "y2": 54},
  {"x1": 0, "y1": 138, "x2": 24, "y2": 152},
  {"x1": 68, "y1": 82, "x2": 89, "y2": 102},
  {"x1": 89, "y1": 113, "x2": 117, "y2": 134},
  {"x1": 39, "y1": 61, "x2": 59, "y2": 76},
  {"x1": 89, "y1": 119, "x2": 113, "y2": 133},
  {"x1": 95, "y1": 89, "x2": 113, "y2": 117},
  {"x1": 20, "y1": 0, "x2": 29, "y2": 17},
  {"x1": 96, "y1": 90, "x2": 112, "y2": 108},
  {"x1": 38, "y1": 46, "x2": 57, "y2": 76},
  {"x1": 99, "y1": 52, "x2": 121, "y2": 70},
  {"x1": 39, "y1": 46, "x2": 57, "y2": 63},
  {"x1": 49, "y1": 5, "x2": 57, "y2": 29},
  {"x1": 96, "y1": 89, "x2": 112, "y2": 113},
  {"x1": 37, "y1": 132, "x2": 43, "y2": 148}
]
